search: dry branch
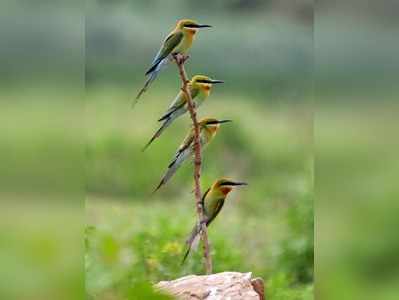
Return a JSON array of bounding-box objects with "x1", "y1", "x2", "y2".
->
[{"x1": 173, "y1": 54, "x2": 212, "y2": 274}]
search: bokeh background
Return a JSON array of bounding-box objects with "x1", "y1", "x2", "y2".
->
[
  {"x1": 85, "y1": 1, "x2": 313, "y2": 299},
  {"x1": 1, "y1": 0, "x2": 398, "y2": 300}
]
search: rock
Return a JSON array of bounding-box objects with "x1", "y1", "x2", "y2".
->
[{"x1": 155, "y1": 272, "x2": 265, "y2": 300}]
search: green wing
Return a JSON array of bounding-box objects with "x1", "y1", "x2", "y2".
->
[
  {"x1": 206, "y1": 198, "x2": 225, "y2": 226},
  {"x1": 158, "y1": 92, "x2": 186, "y2": 121},
  {"x1": 159, "y1": 31, "x2": 184, "y2": 59},
  {"x1": 158, "y1": 87, "x2": 199, "y2": 121},
  {"x1": 201, "y1": 188, "x2": 211, "y2": 209},
  {"x1": 168, "y1": 129, "x2": 194, "y2": 166},
  {"x1": 145, "y1": 31, "x2": 183, "y2": 75},
  {"x1": 190, "y1": 88, "x2": 200, "y2": 105}
]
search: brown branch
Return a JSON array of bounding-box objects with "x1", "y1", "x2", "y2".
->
[{"x1": 173, "y1": 53, "x2": 212, "y2": 274}]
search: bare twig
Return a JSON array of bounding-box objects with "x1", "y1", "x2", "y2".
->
[{"x1": 173, "y1": 53, "x2": 212, "y2": 274}]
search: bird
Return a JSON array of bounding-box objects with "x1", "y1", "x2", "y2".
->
[
  {"x1": 135, "y1": 19, "x2": 212, "y2": 102},
  {"x1": 142, "y1": 75, "x2": 224, "y2": 151},
  {"x1": 181, "y1": 178, "x2": 248, "y2": 264},
  {"x1": 153, "y1": 118, "x2": 231, "y2": 192}
]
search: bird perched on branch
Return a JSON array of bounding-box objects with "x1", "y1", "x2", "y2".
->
[
  {"x1": 153, "y1": 118, "x2": 231, "y2": 192},
  {"x1": 135, "y1": 19, "x2": 212, "y2": 101},
  {"x1": 142, "y1": 75, "x2": 224, "y2": 151},
  {"x1": 182, "y1": 178, "x2": 248, "y2": 264}
]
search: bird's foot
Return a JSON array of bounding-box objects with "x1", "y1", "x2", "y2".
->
[
  {"x1": 174, "y1": 53, "x2": 189, "y2": 64},
  {"x1": 172, "y1": 53, "x2": 180, "y2": 64},
  {"x1": 181, "y1": 54, "x2": 190, "y2": 63},
  {"x1": 196, "y1": 219, "x2": 206, "y2": 229}
]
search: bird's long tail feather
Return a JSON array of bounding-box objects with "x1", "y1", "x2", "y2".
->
[
  {"x1": 145, "y1": 57, "x2": 163, "y2": 76},
  {"x1": 142, "y1": 118, "x2": 172, "y2": 152},
  {"x1": 181, "y1": 224, "x2": 201, "y2": 265},
  {"x1": 153, "y1": 148, "x2": 190, "y2": 193},
  {"x1": 133, "y1": 57, "x2": 169, "y2": 107}
]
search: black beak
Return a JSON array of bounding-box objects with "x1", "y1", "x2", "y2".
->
[
  {"x1": 231, "y1": 182, "x2": 248, "y2": 186},
  {"x1": 197, "y1": 24, "x2": 212, "y2": 28},
  {"x1": 211, "y1": 80, "x2": 224, "y2": 84},
  {"x1": 217, "y1": 119, "x2": 232, "y2": 124}
]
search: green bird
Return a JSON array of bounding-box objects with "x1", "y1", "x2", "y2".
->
[
  {"x1": 136, "y1": 19, "x2": 212, "y2": 100},
  {"x1": 142, "y1": 75, "x2": 224, "y2": 151},
  {"x1": 153, "y1": 118, "x2": 231, "y2": 192},
  {"x1": 182, "y1": 178, "x2": 248, "y2": 264}
]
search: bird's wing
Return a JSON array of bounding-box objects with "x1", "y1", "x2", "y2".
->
[
  {"x1": 206, "y1": 198, "x2": 225, "y2": 226},
  {"x1": 181, "y1": 187, "x2": 211, "y2": 265},
  {"x1": 189, "y1": 88, "x2": 200, "y2": 108},
  {"x1": 153, "y1": 128, "x2": 196, "y2": 192},
  {"x1": 158, "y1": 87, "x2": 199, "y2": 122},
  {"x1": 201, "y1": 188, "x2": 211, "y2": 212},
  {"x1": 159, "y1": 31, "x2": 184, "y2": 59},
  {"x1": 153, "y1": 142, "x2": 192, "y2": 192},
  {"x1": 174, "y1": 129, "x2": 195, "y2": 159},
  {"x1": 145, "y1": 31, "x2": 183, "y2": 75},
  {"x1": 158, "y1": 92, "x2": 186, "y2": 121}
]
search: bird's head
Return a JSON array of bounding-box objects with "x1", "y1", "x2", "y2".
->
[
  {"x1": 191, "y1": 75, "x2": 224, "y2": 94},
  {"x1": 176, "y1": 19, "x2": 212, "y2": 34},
  {"x1": 212, "y1": 178, "x2": 248, "y2": 196},
  {"x1": 199, "y1": 118, "x2": 231, "y2": 135}
]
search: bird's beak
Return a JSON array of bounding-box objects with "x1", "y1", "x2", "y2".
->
[
  {"x1": 210, "y1": 79, "x2": 224, "y2": 84},
  {"x1": 217, "y1": 119, "x2": 232, "y2": 124},
  {"x1": 231, "y1": 181, "x2": 248, "y2": 186},
  {"x1": 197, "y1": 24, "x2": 212, "y2": 28}
]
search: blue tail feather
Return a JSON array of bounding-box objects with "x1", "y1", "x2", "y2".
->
[{"x1": 135, "y1": 57, "x2": 169, "y2": 102}]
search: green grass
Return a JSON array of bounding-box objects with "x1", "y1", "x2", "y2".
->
[
  {"x1": 0, "y1": 84, "x2": 313, "y2": 299},
  {"x1": 85, "y1": 85, "x2": 313, "y2": 299},
  {"x1": 7, "y1": 85, "x2": 398, "y2": 300}
]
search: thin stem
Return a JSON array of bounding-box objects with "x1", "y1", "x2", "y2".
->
[{"x1": 173, "y1": 54, "x2": 212, "y2": 274}]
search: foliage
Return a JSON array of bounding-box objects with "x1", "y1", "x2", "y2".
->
[
  {"x1": 86, "y1": 196, "x2": 313, "y2": 299},
  {"x1": 85, "y1": 87, "x2": 313, "y2": 299},
  {"x1": 84, "y1": 1, "x2": 314, "y2": 298}
]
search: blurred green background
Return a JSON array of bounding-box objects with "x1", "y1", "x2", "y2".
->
[
  {"x1": 1, "y1": 0, "x2": 399, "y2": 300},
  {"x1": 85, "y1": 1, "x2": 313, "y2": 299}
]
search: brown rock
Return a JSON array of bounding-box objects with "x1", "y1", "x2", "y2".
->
[{"x1": 155, "y1": 272, "x2": 264, "y2": 300}]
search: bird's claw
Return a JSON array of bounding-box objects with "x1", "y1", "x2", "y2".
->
[
  {"x1": 173, "y1": 53, "x2": 189, "y2": 64},
  {"x1": 196, "y1": 219, "x2": 206, "y2": 230}
]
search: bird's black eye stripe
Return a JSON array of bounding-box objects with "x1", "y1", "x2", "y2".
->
[
  {"x1": 184, "y1": 24, "x2": 198, "y2": 28},
  {"x1": 220, "y1": 181, "x2": 234, "y2": 186},
  {"x1": 206, "y1": 120, "x2": 219, "y2": 125}
]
